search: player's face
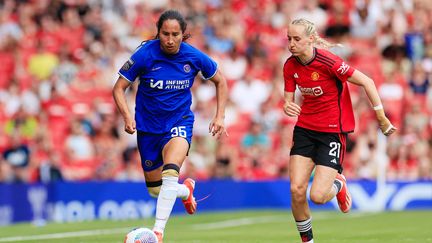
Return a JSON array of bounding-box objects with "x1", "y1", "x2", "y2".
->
[
  {"x1": 159, "y1": 19, "x2": 183, "y2": 55},
  {"x1": 287, "y1": 24, "x2": 313, "y2": 56}
]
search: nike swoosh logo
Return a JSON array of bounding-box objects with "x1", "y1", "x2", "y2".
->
[{"x1": 151, "y1": 67, "x2": 162, "y2": 71}]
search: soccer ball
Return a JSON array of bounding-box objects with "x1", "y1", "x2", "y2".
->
[{"x1": 124, "y1": 227, "x2": 158, "y2": 243}]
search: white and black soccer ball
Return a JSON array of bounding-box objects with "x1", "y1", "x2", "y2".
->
[{"x1": 124, "y1": 227, "x2": 158, "y2": 243}]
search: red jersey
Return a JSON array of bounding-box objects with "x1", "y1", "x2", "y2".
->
[{"x1": 284, "y1": 48, "x2": 355, "y2": 133}]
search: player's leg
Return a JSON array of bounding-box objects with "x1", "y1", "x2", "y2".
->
[
  {"x1": 142, "y1": 169, "x2": 164, "y2": 242},
  {"x1": 137, "y1": 132, "x2": 188, "y2": 242},
  {"x1": 289, "y1": 154, "x2": 315, "y2": 243},
  {"x1": 289, "y1": 126, "x2": 320, "y2": 243},
  {"x1": 144, "y1": 168, "x2": 162, "y2": 198},
  {"x1": 161, "y1": 137, "x2": 195, "y2": 211},
  {"x1": 310, "y1": 132, "x2": 351, "y2": 212},
  {"x1": 153, "y1": 137, "x2": 191, "y2": 237},
  {"x1": 310, "y1": 167, "x2": 351, "y2": 212},
  {"x1": 137, "y1": 132, "x2": 165, "y2": 199},
  {"x1": 309, "y1": 165, "x2": 338, "y2": 204}
]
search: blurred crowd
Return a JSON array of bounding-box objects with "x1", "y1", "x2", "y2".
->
[{"x1": 0, "y1": 0, "x2": 431, "y2": 183}]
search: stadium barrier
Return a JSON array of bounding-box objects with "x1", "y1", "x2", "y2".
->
[{"x1": 0, "y1": 179, "x2": 431, "y2": 225}]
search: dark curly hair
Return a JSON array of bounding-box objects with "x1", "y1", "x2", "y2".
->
[{"x1": 155, "y1": 9, "x2": 191, "y2": 41}]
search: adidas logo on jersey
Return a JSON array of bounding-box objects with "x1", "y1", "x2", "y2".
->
[
  {"x1": 294, "y1": 73, "x2": 299, "y2": 78},
  {"x1": 331, "y1": 158, "x2": 337, "y2": 164}
]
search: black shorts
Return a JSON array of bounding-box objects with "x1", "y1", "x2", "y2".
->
[{"x1": 290, "y1": 126, "x2": 347, "y2": 173}]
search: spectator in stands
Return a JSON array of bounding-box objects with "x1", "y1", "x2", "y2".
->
[
  {"x1": 230, "y1": 73, "x2": 271, "y2": 115},
  {"x1": 27, "y1": 41, "x2": 59, "y2": 81},
  {"x1": 220, "y1": 46, "x2": 247, "y2": 83},
  {"x1": 34, "y1": 150, "x2": 63, "y2": 183},
  {"x1": 116, "y1": 147, "x2": 144, "y2": 181},
  {"x1": 240, "y1": 121, "x2": 274, "y2": 180},
  {"x1": 381, "y1": 37, "x2": 411, "y2": 77},
  {"x1": 282, "y1": 18, "x2": 396, "y2": 243},
  {"x1": 184, "y1": 136, "x2": 214, "y2": 180},
  {"x1": 112, "y1": 10, "x2": 228, "y2": 242},
  {"x1": 2, "y1": 133, "x2": 30, "y2": 182},
  {"x1": 349, "y1": 0, "x2": 381, "y2": 39},
  {"x1": 4, "y1": 108, "x2": 39, "y2": 145},
  {"x1": 241, "y1": 121, "x2": 270, "y2": 152},
  {"x1": 64, "y1": 118, "x2": 94, "y2": 161},
  {"x1": 408, "y1": 62, "x2": 430, "y2": 97},
  {"x1": 377, "y1": 71, "x2": 405, "y2": 129},
  {"x1": 293, "y1": 0, "x2": 328, "y2": 33},
  {"x1": 213, "y1": 137, "x2": 237, "y2": 179},
  {"x1": 63, "y1": 118, "x2": 95, "y2": 180}
]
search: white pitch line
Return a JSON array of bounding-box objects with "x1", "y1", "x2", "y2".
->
[
  {"x1": 0, "y1": 212, "x2": 371, "y2": 242},
  {"x1": 0, "y1": 216, "x2": 288, "y2": 242},
  {"x1": 0, "y1": 227, "x2": 131, "y2": 242}
]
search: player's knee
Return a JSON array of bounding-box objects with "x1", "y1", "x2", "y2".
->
[
  {"x1": 310, "y1": 191, "x2": 327, "y2": 205},
  {"x1": 290, "y1": 183, "x2": 308, "y2": 199},
  {"x1": 146, "y1": 180, "x2": 162, "y2": 198}
]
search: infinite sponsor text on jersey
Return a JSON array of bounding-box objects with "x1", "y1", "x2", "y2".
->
[{"x1": 165, "y1": 79, "x2": 190, "y2": 89}]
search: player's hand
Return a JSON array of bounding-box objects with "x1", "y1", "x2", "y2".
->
[
  {"x1": 375, "y1": 108, "x2": 396, "y2": 136},
  {"x1": 283, "y1": 101, "x2": 301, "y2": 117},
  {"x1": 377, "y1": 116, "x2": 397, "y2": 136},
  {"x1": 209, "y1": 116, "x2": 228, "y2": 139},
  {"x1": 124, "y1": 117, "x2": 136, "y2": 134}
]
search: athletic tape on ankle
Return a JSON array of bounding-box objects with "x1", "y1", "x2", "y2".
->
[{"x1": 162, "y1": 164, "x2": 180, "y2": 177}]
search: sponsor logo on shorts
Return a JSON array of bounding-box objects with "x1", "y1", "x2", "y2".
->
[{"x1": 145, "y1": 160, "x2": 153, "y2": 167}]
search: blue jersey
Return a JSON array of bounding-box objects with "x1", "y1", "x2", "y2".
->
[{"x1": 118, "y1": 40, "x2": 218, "y2": 133}]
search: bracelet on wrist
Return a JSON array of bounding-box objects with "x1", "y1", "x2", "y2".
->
[{"x1": 373, "y1": 104, "x2": 383, "y2": 111}]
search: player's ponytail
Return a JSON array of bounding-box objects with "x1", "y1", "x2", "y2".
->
[
  {"x1": 291, "y1": 18, "x2": 340, "y2": 49},
  {"x1": 155, "y1": 9, "x2": 191, "y2": 41}
]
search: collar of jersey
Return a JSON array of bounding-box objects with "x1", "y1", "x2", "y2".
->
[{"x1": 295, "y1": 47, "x2": 317, "y2": 66}]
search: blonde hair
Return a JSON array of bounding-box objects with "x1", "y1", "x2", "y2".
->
[{"x1": 291, "y1": 18, "x2": 339, "y2": 49}]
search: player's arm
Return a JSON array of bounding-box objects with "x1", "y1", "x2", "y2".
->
[
  {"x1": 208, "y1": 69, "x2": 228, "y2": 138},
  {"x1": 282, "y1": 60, "x2": 300, "y2": 117},
  {"x1": 347, "y1": 70, "x2": 396, "y2": 136},
  {"x1": 112, "y1": 77, "x2": 136, "y2": 134},
  {"x1": 283, "y1": 91, "x2": 301, "y2": 117}
]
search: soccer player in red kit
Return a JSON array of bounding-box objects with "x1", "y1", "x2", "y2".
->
[{"x1": 283, "y1": 19, "x2": 396, "y2": 243}]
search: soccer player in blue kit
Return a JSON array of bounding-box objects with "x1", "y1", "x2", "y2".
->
[{"x1": 112, "y1": 10, "x2": 228, "y2": 242}]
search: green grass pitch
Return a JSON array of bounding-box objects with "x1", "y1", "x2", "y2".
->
[{"x1": 0, "y1": 210, "x2": 430, "y2": 242}]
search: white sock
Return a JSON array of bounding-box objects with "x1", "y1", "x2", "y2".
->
[
  {"x1": 153, "y1": 176, "x2": 178, "y2": 233},
  {"x1": 177, "y1": 183, "x2": 189, "y2": 200},
  {"x1": 333, "y1": 179, "x2": 343, "y2": 194},
  {"x1": 153, "y1": 177, "x2": 190, "y2": 233}
]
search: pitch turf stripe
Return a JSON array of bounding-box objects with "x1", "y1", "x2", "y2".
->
[
  {"x1": 191, "y1": 212, "x2": 372, "y2": 230},
  {"x1": 0, "y1": 213, "x2": 372, "y2": 242},
  {"x1": 190, "y1": 215, "x2": 287, "y2": 230},
  {"x1": 0, "y1": 227, "x2": 132, "y2": 242}
]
